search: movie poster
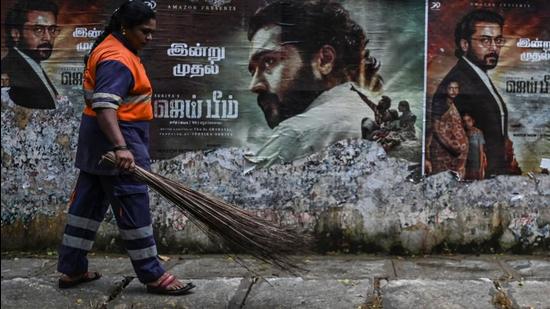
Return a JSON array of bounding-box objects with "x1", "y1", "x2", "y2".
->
[
  {"x1": 147, "y1": 0, "x2": 426, "y2": 164},
  {"x1": 1, "y1": 0, "x2": 426, "y2": 168},
  {"x1": 424, "y1": 0, "x2": 549, "y2": 179},
  {"x1": 0, "y1": 1, "x2": 126, "y2": 111}
]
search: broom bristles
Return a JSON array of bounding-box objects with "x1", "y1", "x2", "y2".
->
[{"x1": 101, "y1": 152, "x2": 310, "y2": 272}]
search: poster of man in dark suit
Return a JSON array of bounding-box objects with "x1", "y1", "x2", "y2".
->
[
  {"x1": 2, "y1": 0, "x2": 60, "y2": 109},
  {"x1": 430, "y1": 9, "x2": 520, "y2": 177}
]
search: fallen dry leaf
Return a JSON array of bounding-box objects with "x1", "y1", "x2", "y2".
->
[{"x1": 158, "y1": 255, "x2": 171, "y2": 261}]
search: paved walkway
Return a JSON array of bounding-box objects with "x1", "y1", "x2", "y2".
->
[{"x1": 1, "y1": 254, "x2": 549, "y2": 309}]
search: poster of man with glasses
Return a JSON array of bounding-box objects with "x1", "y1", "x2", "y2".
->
[
  {"x1": 425, "y1": 1, "x2": 549, "y2": 179},
  {"x1": 2, "y1": 0, "x2": 60, "y2": 109}
]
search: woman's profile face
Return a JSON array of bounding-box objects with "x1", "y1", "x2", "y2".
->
[{"x1": 125, "y1": 18, "x2": 156, "y2": 51}]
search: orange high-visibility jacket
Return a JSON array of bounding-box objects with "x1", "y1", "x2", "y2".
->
[{"x1": 83, "y1": 34, "x2": 153, "y2": 121}]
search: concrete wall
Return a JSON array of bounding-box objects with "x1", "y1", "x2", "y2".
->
[{"x1": 1, "y1": 103, "x2": 549, "y2": 254}]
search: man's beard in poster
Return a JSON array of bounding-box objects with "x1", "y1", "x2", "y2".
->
[
  {"x1": 467, "y1": 49, "x2": 499, "y2": 71},
  {"x1": 257, "y1": 66, "x2": 324, "y2": 129},
  {"x1": 22, "y1": 42, "x2": 54, "y2": 62}
]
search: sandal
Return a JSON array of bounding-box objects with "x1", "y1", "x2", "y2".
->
[
  {"x1": 146, "y1": 273, "x2": 195, "y2": 296},
  {"x1": 58, "y1": 271, "x2": 102, "y2": 289}
]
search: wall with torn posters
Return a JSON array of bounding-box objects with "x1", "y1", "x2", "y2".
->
[{"x1": 1, "y1": 0, "x2": 549, "y2": 253}]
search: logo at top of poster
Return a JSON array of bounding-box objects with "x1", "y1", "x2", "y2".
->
[
  {"x1": 430, "y1": 1, "x2": 441, "y2": 10},
  {"x1": 143, "y1": 0, "x2": 157, "y2": 10},
  {"x1": 207, "y1": 0, "x2": 231, "y2": 8}
]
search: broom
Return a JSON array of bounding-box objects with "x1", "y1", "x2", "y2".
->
[{"x1": 101, "y1": 152, "x2": 309, "y2": 273}]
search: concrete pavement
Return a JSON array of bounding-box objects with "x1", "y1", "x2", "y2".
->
[{"x1": 1, "y1": 253, "x2": 549, "y2": 309}]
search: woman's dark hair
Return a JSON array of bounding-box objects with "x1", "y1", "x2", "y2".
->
[{"x1": 85, "y1": 0, "x2": 155, "y2": 63}]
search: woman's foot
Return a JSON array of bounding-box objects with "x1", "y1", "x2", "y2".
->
[
  {"x1": 146, "y1": 272, "x2": 195, "y2": 295},
  {"x1": 58, "y1": 271, "x2": 102, "y2": 289}
]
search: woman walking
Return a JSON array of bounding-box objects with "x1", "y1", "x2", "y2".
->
[{"x1": 57, "y1": 0, "x2": 195, "y2": 295}]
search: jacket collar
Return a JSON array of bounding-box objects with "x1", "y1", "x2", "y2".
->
[{"x1": 112, "y1": 31, "x2": 137, "y2": 55}]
